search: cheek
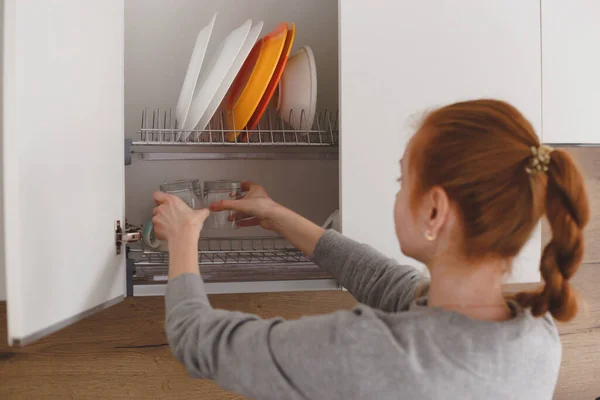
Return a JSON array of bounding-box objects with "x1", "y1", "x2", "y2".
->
[
  {"x1": 394, "y1": 191, "x2": 413, "y2": 240},
  {"x1": 395, "y1": 190, "x2": 426, "y2": 258},
  {"x1": 394, "y1": 192, "x2": 404, "y2": 227}
]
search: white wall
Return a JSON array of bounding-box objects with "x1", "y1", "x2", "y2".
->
[
  {"x1": 124, "y1": 0, "x2": 339, "y2": 232},
  {"x1": 541, "y1": 1, "x2": 600, "y2": 144}
]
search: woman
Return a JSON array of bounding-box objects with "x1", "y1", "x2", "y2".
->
[{"x1": 152, "y1": 99, "x2": 589, "y2": 400}]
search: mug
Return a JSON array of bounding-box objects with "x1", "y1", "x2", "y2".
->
[
  {"x1": 143, "y1": 179, "x2": 202, "y2": 250},
  {"x1": 202, "y1": 180, "x2": 244, "y2": 230},
  {"x1": 322, "y1": 209, "x2": 340, "y2": 231}
]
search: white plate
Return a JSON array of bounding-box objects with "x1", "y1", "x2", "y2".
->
[
  {"x1": 183, "y1": 19, "x2": 257, "y2": 135},
  {"x1": 175, "y1": 13, "x2": 216, "y2": 133},
  {"x1": 184, "y1": 21, "x2": 264, "y2": 136},
  {"x1": 277, "y1": 46, "x2": 317, "y2": 130}
]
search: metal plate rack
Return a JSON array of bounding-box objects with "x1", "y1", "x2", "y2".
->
[
  {"x1": 128, "y1": 236, "x2": 333, "y2": 283},
  {"x1": 132, "y1": 108, "x2": 339, "y2": 147},
  {"x1": 130, "y1": 236, "x2": 309, "y2": 265}
]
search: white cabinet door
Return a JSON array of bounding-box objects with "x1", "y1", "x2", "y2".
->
[
  {"x1": 2, "y1": 0, "x2": 125, "y2": 345},
  {"x1": 541, "y1": 1, "x2": 600, "y2": 144},
  {"x1": 340, "y1": 0, "x2": 542, "y2": 282}
]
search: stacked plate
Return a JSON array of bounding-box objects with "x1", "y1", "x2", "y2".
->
[{"x1": 175, "y1": 14, "x2": 317, "y2": 142}]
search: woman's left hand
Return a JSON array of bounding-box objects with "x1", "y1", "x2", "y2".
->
[{"x1": 152, "y1": 191, "x2": 210, "y2": 242}]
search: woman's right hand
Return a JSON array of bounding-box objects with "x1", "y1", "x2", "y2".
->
[
  {"x1": 212, "y1": 181, "x2": 325, "y2": 256},
  {"x1": 209, "y1": 181, "x2": 282, "y2": 231}
]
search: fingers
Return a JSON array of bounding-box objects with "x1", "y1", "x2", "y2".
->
[
  {"x1": 194, "y1": 208, "x2": 210, "y2": 223},
  {"x1": 241, "y1": 181, "x2": 256, "y2": 192},
  {"x1": 151, "y1": 207, "x2": 163, "y2": 225},
  {"x1": 153, "y1": 191, "x2": 170, "y2": 205},
  {"x1": 228, "y1": 211, "x2": 251, "y2": 221},
  {"x1": 150, "y1": 214, "x2": 166, "y2": 240},
  {"x1": 209, "y1": 200, "x2": 226, "y2": 211},
  {"x1": 210, "y1": 199, "x2": 243, "y2": 212},
  {"x1": 235, "y1": 217, "x2": 261, "y2": 228}
]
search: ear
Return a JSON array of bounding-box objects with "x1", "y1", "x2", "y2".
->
[{"x1": 423, "y1": 186, "x2": 450, "y2": 238}]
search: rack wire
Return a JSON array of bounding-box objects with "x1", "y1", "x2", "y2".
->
[
  {"x1": 131, "y1": 262, "x2": 333, "y2": 284},
  {"x1": 128, "y1": 236, "x2": 333, "y2": 283},
  {"x1": 129, "y1": 237, "x2": 333, "y2": 283},
  {"x1": 132, "y1": 108, "x2": 339, "y2": 147},
  {"x1": 128, "y1": 236, "x2": 312, "y2": 266}
]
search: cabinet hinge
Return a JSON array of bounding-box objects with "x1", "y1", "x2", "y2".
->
[{"x1": 115, "y1": 220, "x2": 142, "y2": 255}]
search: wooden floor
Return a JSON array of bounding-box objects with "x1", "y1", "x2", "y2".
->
[{"x1": 1, "y1": 261, "x2": 599, "y2": 399}]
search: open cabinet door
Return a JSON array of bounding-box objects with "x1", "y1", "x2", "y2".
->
[{"x1": 2, "y1": 0, "x2": 125, "y2": 346}]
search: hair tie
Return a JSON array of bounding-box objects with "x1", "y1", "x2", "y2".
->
[{"x1": 525, "y1": 144, "x2": 554, "y2": 175}]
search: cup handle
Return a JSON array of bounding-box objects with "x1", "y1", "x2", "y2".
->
[
  {"x1": 321, "y1": 209, "x2": 340, "y2": 231},
  {"x1": 142, "y1": 220, "x2": 163, "y2": 250}
]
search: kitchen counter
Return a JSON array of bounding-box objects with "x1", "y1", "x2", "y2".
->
[{"x1": 0, "y1": 290, "x2": 356, "y2": 399}]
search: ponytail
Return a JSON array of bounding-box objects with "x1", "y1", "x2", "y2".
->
[
  {"x1": 516, "y1": 149, "x2": 590, "y2": 322},
  {"x1": 408, "y1": 99, "x2": 590, "y2": 322}
]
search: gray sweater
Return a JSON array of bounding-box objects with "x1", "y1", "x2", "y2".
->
[{"x1": 165, "y1": 230, "x2": 561, "y2": 400}]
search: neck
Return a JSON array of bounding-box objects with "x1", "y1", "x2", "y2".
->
[{"x1": 427, "y1": 254, "x2": 512, "y2": 321}]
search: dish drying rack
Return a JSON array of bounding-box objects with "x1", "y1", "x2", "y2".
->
[
  {"x1": 124, "y1": 108, "x2": 340, "y2": 285},
  {"x1": 131, "y1": 236, "x2": 310, "y2": 265},
  {"x1": 128, "y1": 108, "x2": 339, "y2": 161},
  {"x1": 128, "y1": 236, "x2": 333, "y2": 284}
]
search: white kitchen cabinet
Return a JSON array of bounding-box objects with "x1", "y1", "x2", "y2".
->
[
  {"x1": 541, "y1": 0, "x2": 600, "y2": 144},
  {"x1": 2, "y1": 0, "x2": 126, "y2": 346},
  {"x1": 3, "y1": 0, "x2": 544, "y2": 346},
  {"x1": 340, "y1": 0, "x2": 543, "y2": 281},
  {"x1": 3, "y1": 0, "x2": 340, "y2": 346}
]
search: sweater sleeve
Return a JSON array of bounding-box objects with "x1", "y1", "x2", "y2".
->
[
  {"x1": 165, "y1": 273, "x2": 365, "y2": 400},
  {"x1": 312, "y1": 230, "x2": 423, "y2": 312}
]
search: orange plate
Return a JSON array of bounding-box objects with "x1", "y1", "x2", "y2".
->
[
  {"x1": 245, "y1": 23, "x2": 296, "y2": 133},
  {"x1": 225, "y1": 22, "x2": 288, "y2": 141}
]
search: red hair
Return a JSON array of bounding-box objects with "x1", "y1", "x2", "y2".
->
[{"x1": 408, "y1": 99, "x2": 589, "y2": 322}]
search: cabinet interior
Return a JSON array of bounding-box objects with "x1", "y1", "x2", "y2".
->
[{"x1": 124, "y1": 0, "x2": 339, "y2": 286}]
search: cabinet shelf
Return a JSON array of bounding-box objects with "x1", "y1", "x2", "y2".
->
[
  {"x1": 132, "y1": 108, "x2": 339, "y2": 148},
  {"x1": 131, "y1": 263, "x2": 333, "y2": 284}
]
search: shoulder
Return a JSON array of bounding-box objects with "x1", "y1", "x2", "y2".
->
[
  {"x1": 275, "y1": 303, "x2": 433, "y2": 345},
  {"x1": 526, "y1": 311, "x2": 562, "y2": 355},
  {"x1": 514, "y1": 311, "x2": 562, "y2": 387},
  {"x1": 328, "y1": 304, "x2": 445, "y2": 354}
]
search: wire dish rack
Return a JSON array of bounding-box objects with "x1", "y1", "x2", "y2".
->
[
  {"x1": 132, "y1": 263, "x2": 332, "y2": 284},
  {"x1": 128, "y1": 236, "x2": 312, "y2": 266},
  {"x1": 132, "y1": 108, "x2": 339, "y2": 147},
  {"x1": 128, "y1": 236, "x2": 333, "y2": 283}
]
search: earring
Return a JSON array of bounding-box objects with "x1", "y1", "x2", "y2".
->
[{"x1": 424, "y1": 231, "x2": 436, "y2": 241}]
